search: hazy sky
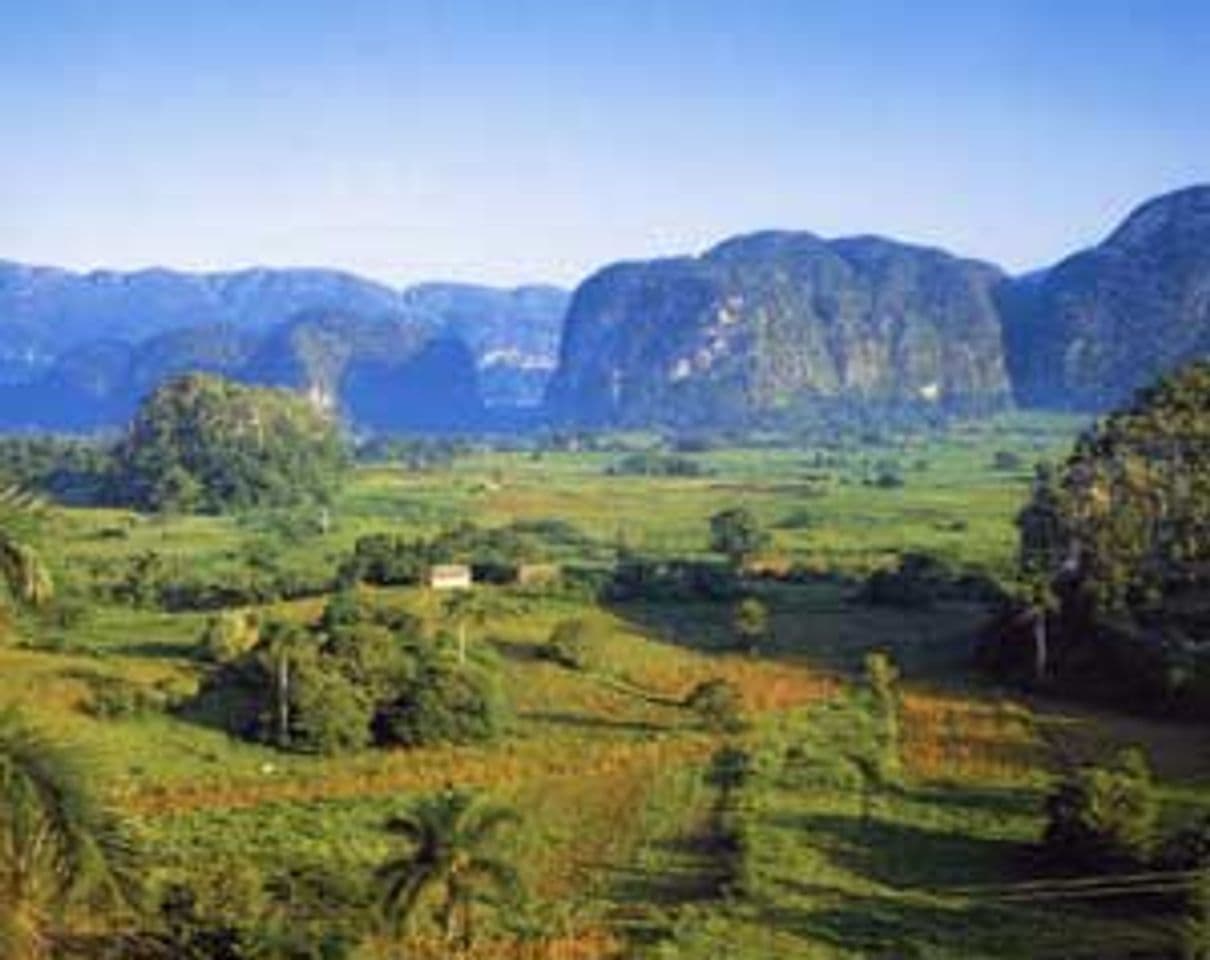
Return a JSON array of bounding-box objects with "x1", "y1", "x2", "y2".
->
[{"x1": 2, "y1": 0, "x2": 1208, "y2": 286}]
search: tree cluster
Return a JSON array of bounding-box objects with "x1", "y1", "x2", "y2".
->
[
  {"x1": 192, "y1": 593, "x2": 507, "y2": 755},
  {"x1": 986, "y1": 362, "x2": 1210, "y2": 717}
]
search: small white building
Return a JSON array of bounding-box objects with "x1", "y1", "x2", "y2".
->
[{"x1": 427, "y1": 564, "x2": 472, "y2": 590}]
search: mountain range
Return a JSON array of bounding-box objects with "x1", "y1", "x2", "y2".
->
[
  {"x1": 1, "y1": 184, "x2": 1207, "y2": 433},
  {"x1": 0, "y1": 268, "x2": 567, "y2": 430}
]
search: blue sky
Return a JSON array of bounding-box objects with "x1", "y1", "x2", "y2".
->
[{"x1": 1, "y1": 0, "x2": 1207, "y2": 286}]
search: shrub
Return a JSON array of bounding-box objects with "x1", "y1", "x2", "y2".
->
[
  {"x1": 863, "y1": 651, "x2": 901, "y2": 781},
  {"x1": 857, "y1": 552, "x2": 952, "y2": 609},
  {"x1": 289, "y1": 665, "x2": 373, "y2": 755},
  {"x1": 606, "y1": 452, "x2": 710, "y2": 477},
  {"x1": 375, "y1": 662, "x2": 505, "y2": 748},
  {"x1": 709, "y1": 508, "x2": 769, "y2": 566},
  {"x1": 776, "y1": 508, "x2": 814, "y2": 530},
  {"x1": 1042, "y1": 748, "x2": 1158, "y2": 871},
  {"x1": 605, "y1": 556, "x2": 741, "y2": 603},
  {"x1": 706, "y1": 745, "x2": 753, "y2": 797},
  {"x1": 78, "y1": 672, "x2": 167, "y2": 719},
  {"x1": 685, "y1": 678, "x2": 745, "y2": 733},
  {"x1": 541, "y1": 618, "x2": 608, "y2": 672},
  {"x1": 871, "y1": 467, "x2": 904, "y2": 489},
  {"x1": 198, "y1": 610, "x2": 261, "y2": 663},
  {"x1": 732, "y1": 597, "x2": 770, "y2": 653},
  {"x1": 1158, "y1": 815, "x2": 1210, "y2": 871}
]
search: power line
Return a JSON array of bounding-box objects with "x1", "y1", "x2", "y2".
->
[{"x1": 937, "y1": 866, "x2": 1210, "y2": 897}]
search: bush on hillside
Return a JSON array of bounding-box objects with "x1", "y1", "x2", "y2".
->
[
  {"x1": 541, "y1": 618, "x2": 609, "y2": 672},
  {"x1": 197, "y1": 609, "x2": 261, "y2": 663},
  {"x1": 684, "y1": 678, "x2": 745, "y2": 733},
  {"x1": 373, "y1": 657, "x2": 505, "y2": 748},
  {"x1": 1042, "y1": 749, "x2": 1158, "y2": 872},
  {"x1": 605, "y1": 555, "x2": 741, "y2": 603},
  {"x1": 191, "y1": 595, "x2": 507, "y2": 755}
]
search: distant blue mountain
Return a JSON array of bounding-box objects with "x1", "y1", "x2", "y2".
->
[{"x1": 0, "y1": 263, "x2": 569, "y2": 429}]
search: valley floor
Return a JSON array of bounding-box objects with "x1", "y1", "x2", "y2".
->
[{"x1": 4, "y1": 415, "x2": 1206, "y2": 957}]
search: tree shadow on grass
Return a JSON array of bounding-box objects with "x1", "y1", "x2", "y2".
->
[
  {"x1": 517, "y1": 709, "x2": 670, "y2": 736},
  {"x1": 605, "y1": 588, "x2": 988, "y2": 679},
  {"x1": 108, "y1": 638, "x2": 197, "y2": 660},
  {"x1": 605, "y1": 833, "x2": 727, "y2": 906},
  {"x1": 756, "y1": 890, "x2": 1074, "y2": 960},
  {"x1": 904, "y1": 782, "x2": 1042, "y2": 821},
  {"x1": 491, "y1": 638, "x2": 549, "y2": 663},
  {"x1": 762, "y1": 805, "x2": 1027, "y2": 890}
]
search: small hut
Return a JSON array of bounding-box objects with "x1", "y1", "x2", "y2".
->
[{"x1": 427, "y1": 564, "x2": 472, "y2": 591}]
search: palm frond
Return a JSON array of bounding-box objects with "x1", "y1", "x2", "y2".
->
[
  {"x1": 377, "y1": 861, "x2": 439, "y2": 937},
  {"x1": 0, "y1": 536, "x2": 54, "y2": 609},
  {"x1": 461, "y1": 804, "x2": 521, "y2": 849},
  {"x1": 464, "y1": 856, "x2": 523, "y2": 902},
  {"x1": 0, "y1": 708, "x2": 142, "y2": 912}
]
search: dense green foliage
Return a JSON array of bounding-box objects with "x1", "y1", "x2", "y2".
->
[
  {"x1": 993, "y1": 362, "x2": 1210, "y2": 716},
  {"x1": 1042, "y1": 749, "x2": 1158, "y2": 872},
  {"x1": 0, "y1": 437, "x2": 112, "y2": 504},
  {"x1": 859, "y1": 552, "x2": 1005, "y2": 609},
  {"x1": 113, "y1": 374, "x2": 347, "y2": 514},
  {"x1": 731, "y1": 597, "x2": 770, "y2": 653},
  {"x1": 193, "y1": 594, "x2": 506, "y2": 755},
  {"x1": 708, "y1": 507, "x2": 769, "y2": 566}
]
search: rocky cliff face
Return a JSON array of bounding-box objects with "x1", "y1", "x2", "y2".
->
[
  {"x1": 545, "y1": 232, "x2": 1012, "y2": 426},
  {"x1": 402, "y1": 283, "x2": 568, "y2": 406},
  {"x1": 1001, "y1": 185, "x2": 1210, "y2": 410}
]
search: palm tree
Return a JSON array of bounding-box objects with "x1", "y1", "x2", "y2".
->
[
  {"x1": 0, "y1": 708, "x2": 141, "y2": 958},
  {"x1": 441, "y1": 591, "x2": 490, "y2": 667},
  {"x1": 0, "y1": 487, "x2": 54, "y2": 620},
  {"x1": 375, "y1": 788, "x2": 520, "y2": 950},
  {"x1": 257, "y1": 621, "x2": 311, "y2": 749}
]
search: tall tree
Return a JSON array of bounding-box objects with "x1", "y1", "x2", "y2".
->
[
  {"x1": 375, "y1": 788, "x2": 520, "y2": 948},
  {"x1": 1015, "y1": 465, "x2": 1068, "y2": 682},
  {"x1": 708, "y1": 507, "x2": 769, "y2": 569},
  {"x1": 440, "y1": 591, "x2": 491, "y2": 667},
  {"x1": 0, "y1": 709, "x2": 141, "y2": 958},
  {"x1": 256, "y1": 622, "x2": 312, "y2": 749}
]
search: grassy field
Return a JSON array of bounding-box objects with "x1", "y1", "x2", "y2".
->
[{"x1": 5, "y1": 412, "x2": 1209, "y2": 956}]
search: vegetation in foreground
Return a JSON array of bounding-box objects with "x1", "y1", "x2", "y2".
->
[{"x1": 0, "y1": 383, "x2": 1208, "y2": 957}]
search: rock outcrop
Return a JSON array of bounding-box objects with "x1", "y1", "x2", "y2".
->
[{"x1": 546, "y1": 232, "x2": 1012, "y2": 427}]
